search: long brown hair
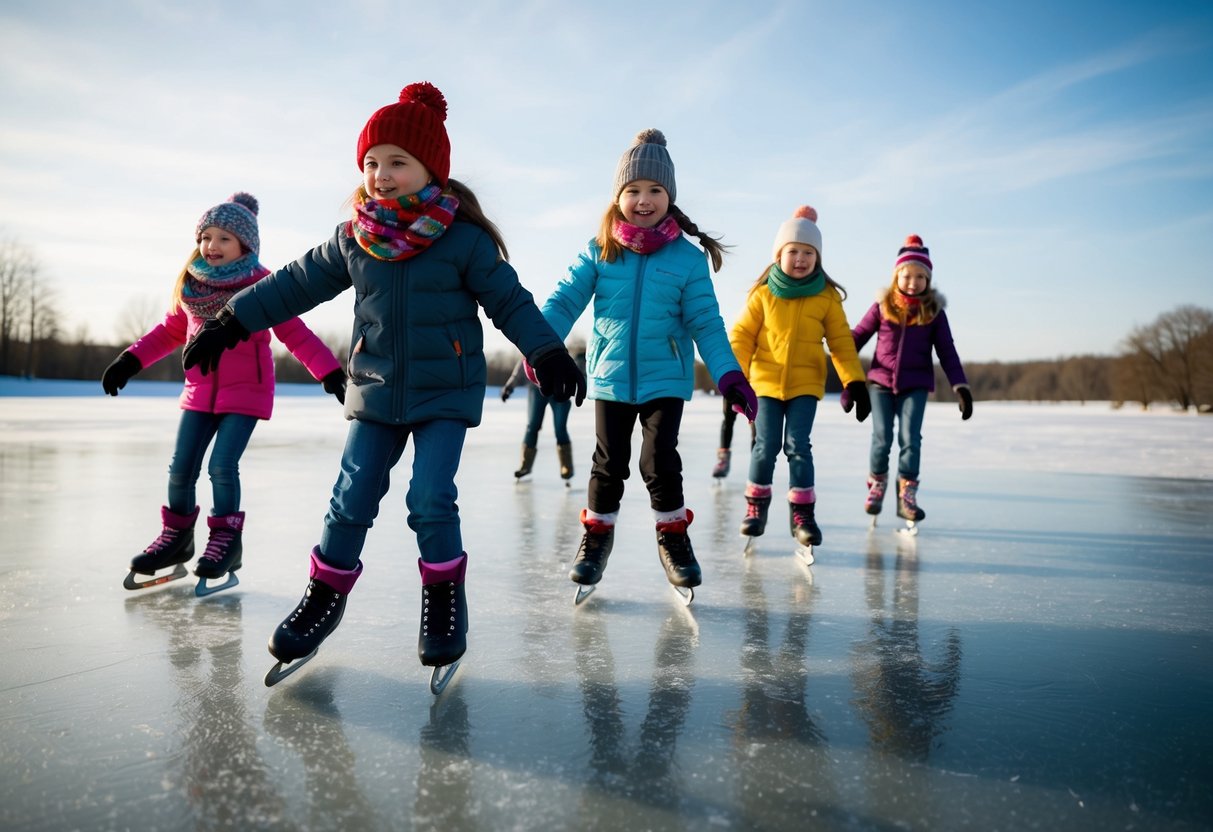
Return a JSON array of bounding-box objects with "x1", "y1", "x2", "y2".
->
[
  {"x1": 594, "y1": 203, "x2": 730, "y2": 273},
  {"x1": 347, "y1": 177, "x2": 510, "y2": 261},
  {"x1": 170, "y1": 247, "x2": 201, "y2": 312},
  {"x1": 879, "y1": 265, "x2": 941, "y2": 324}
]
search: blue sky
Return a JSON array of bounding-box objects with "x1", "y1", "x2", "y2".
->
[{"x1": 1, "y1": 0, "x2": 1210, "y2": 363}]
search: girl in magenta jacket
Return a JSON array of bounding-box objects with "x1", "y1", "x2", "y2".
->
[
  {"x1": 849, "y1": 235, "x2": 972, "y2": 526},
  {"x1": 102, "y1": 192, "x2": 344, "y2": 595}
]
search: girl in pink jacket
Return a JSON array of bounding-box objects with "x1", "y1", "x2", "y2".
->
[{"x1": 102, "y1": 193, "x2": 344, "y2": 595}]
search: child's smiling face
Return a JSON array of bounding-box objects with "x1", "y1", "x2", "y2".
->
[
  {"x1": 362, "y1": 143, "x2": 432, "y2": 200},
  {"x1": 617, "y1": 179, "x2": 670, "y2": 228},
  {"x1": 897, "y1": 263, "x2": 930, "y2": 296},
  {"x1": 779, "y1": 243, "x2": 818, "y2": 279},
  {"x1": 198, "y1": 227, "x2": 243, "y2": 266}
]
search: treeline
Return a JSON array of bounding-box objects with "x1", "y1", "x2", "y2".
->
[{"x1": 2, "y1": 239, "x2": 1210, "y2": 409}]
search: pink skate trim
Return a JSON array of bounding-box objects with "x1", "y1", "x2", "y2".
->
[
  {"x1": 162, "y1": 505, "x2": 200, "y2": 529},
  {"x1": 744, "y1": 483, "x2": 773, "y2": 499},
  {"x1": 788, "y1": 487, "x2": 816, "y2": 505},
  {"x1": 656, "y1": 508, "x2": 694, "y2": 533},
  {"x1": 206, "y1": 511, "x2": 245, "y2": 531},
  {"x1": 418, "y1": 553, "x2": 467, "y2": 585},
  {"x1": 309, "y1": 547, "x2": 363, "y2": 593},
  {"x1": 580, "y1": 508, "x2": 616, "y2": 534}
]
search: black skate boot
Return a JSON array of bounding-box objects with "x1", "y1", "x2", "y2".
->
[
  {"x1": 570, "y1": 510, "x2": 616, "y2": 605},
  {"x1": 264, "y1": 550, "x2": 361, "y2": 686},
  {"x1": 557, "y1": 442, "x2": 574, "y2": 481},
  {"x1": 419, "y1": 554, "x2": 468, "y2": 695},
  {"x1": 897, "y1": 478, "x2": 925, "y2": 535},
  {"x1": 514, "y1": 444, "x2": 537, "y2": 479},
  {"x1": 789, "y1": 500, "x2": 823, "y2": 547},
  {"x1": 865, "y1": 473, "x2": 888, "y2": 516},
  {"x1": 711, "y1": 448, "x2": 731, "y2": 478},
  {"x1": 656, "y1": 509, "x2": 701, "y2": 605},
  {"x1": 193, "y1": 512, "x2": 244, "y2": 597},
  {"x1": 125, "y1": 505, "x2": 199, "y2": 590},
  {"x1": 740, "y1": 494, "x2": 771, "y2": 537}
]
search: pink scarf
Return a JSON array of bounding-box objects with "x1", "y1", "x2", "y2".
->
[{"x1": 611, "y1": 214, "x2": 681, "y2": 254}]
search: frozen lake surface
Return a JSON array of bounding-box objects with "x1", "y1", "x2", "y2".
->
[{"x1": 2, "y1": 382, "x2": 1211, "y2": 831}]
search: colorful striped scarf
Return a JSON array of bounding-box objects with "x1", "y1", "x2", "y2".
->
[
  {"x1": 352, "y1": 183, "x2": 459, "y2": 261},
  {"x1": 181, "y1": 253, "x2": 269, "y2": 319},
  {"x1": 612, "y1": 214, "x2": 682, "y2": 254}
]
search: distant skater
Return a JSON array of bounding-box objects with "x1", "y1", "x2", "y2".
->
[
  {"x1": 729, "y1": 205, "x2": 869, "y2": 554},
  {"x1": 182, "y1": 83, "x2": 583, "y2": 693},
  {"x1": 536, "y1": 128, "x2": 756, "y2": 605},
  {"x1": 849, "y1": 235, "x2": 971, "y2": 528},
  {"x1": 103, "y1": 192, "x2": 344, "y2": 596},
  {"x1": 500, "y1": 343, "x2": 586, "y2": 482},
  {"x1": 710, "y1": 395, "x2": 756, "y2": 479}
]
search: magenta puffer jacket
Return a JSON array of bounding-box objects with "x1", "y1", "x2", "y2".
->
[
  {"x1": 851, "y1": 300, "x2": 967, "y2": 394},
  {"x1": 127, "y1": 306, "x2": 340, "y2": 420}
]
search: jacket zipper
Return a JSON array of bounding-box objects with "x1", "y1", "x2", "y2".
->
[{"x1": 629, "y1": 256, "x2": 645, "y2": 402}]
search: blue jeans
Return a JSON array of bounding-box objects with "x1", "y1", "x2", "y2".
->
[
  {"x1": 747, "y1": 396, "x2": 818, "y2": 489},
  {"x1": 522, "y1": 385, "x2": 571, "y2": 447},
  {"x1": 868, "y1": 385, "x2": 928, "y2": 479},
  {"x1": 167, "y1": 410, "x2": 258, "y2": 516},
  {"x1": 320, "y1": 417, "x2": 467, "y2": 569}
]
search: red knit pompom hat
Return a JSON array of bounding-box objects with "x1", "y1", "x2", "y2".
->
[
  {"x1": 894, "y1": 235, "x2": 932, "y2": 275},
  {"x1": 355, "y1": 82, "x2": 451, "y2": 186}
]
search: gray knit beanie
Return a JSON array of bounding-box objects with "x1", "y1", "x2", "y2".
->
[
  {"x1": 195, "y1": 192, "x2": 261, "y2": 255},
  {"x1": 613, "y1": 128, "x2": 677, "y2": 202}
]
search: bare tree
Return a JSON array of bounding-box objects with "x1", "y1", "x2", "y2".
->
[
  {"x1": 116, "y1": 293, "x2": 170, "y2": 345},
  {"x1": 1122, "y1": 305, "x2": 1213, "y2": 410},
  {"x1": 0, "y1": 238, "x2": 36, "y2": 375},
  {"x1": 23, "y1": 266, "x2": 60, "y2": 378}
]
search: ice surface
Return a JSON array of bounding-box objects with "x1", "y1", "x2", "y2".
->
[{"x1": 1, "y1": 385, "x2": 1211, "y2": 831}]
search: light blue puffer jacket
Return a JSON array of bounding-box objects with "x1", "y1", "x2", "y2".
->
[{"x1": 541, "y1": 236, "x2": 740, "y2": 404}]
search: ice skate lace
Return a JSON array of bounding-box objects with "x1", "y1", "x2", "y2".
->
[
  {"x1": 658, "y1": 531, "x2": 695, "y2": 567},
  {"x1": 791, "y1": 506, "x2": 815, "y2": 528},
  {"x1": 900, "y1": 487, "x2": 919, "y2": 511},
  {"x1": 201, "y1": 528, "x2": 236, "y2": 563},
  {"x1": 288, "y1": 580, "x2": 341, "y2": 635},
  {"x1": 145, "y1": 527, "x2": 183, "y2": 554},
  {"x1": 744, "y1": 501, "x2": 762, "y2": 519},
  {"x1": 868, "y1": 479, "x2": 887, "y2": 499},
  {"x1": 421, "y1": 583, "x2": 458, "y2": 635}
]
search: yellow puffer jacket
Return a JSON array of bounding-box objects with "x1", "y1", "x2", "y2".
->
[{"x1": 729, "y1": 282, "x2": 865, "y2": 400}]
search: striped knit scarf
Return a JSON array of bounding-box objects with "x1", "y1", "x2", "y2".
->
[
  {"x1": 181, "y1": 253, "x2": 269, "y2": 320},
  {"x1": 352, "y1": 183, "x2": 459, "y2": 261},
  {"x1": 612, "y1": 214, "x2": 681, "y2": 254}
]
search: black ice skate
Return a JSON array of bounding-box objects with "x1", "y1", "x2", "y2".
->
[
  {"x1": 419, "y1": 580, "x2": 467, "y2": 695},
  {"x1": 514, "y1": 444, "x2": 536, "y2": 480},
  {"x1": 124, "y1": 505, "x2": 199, "y2": 590},
  {"x1": 656, "y1": 510, "x2": 701, "y2": 606},
  {"x1": 570, "y1": 510, "x2": 616, "y2": 606},
  {"x1": 193, "y1": 512, "x2": 243, "y2": 597},
  {"x1": 557, "y1": 442, "x2": 574, "y2": 484},
  {"x1": 264, "y1": 552, "x2": 361, "y2": 686},
  {"x1": 739, "y1": 491, "x2": 771, "y2": 557},
  {"x1": 865, "y1": 473, "x2": 888, "y2": 531},
  {"x1": 789, "y1": 500, "x2": 821, "y2": 567}
]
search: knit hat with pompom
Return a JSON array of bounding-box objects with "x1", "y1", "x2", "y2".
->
[
  {"x1": 613, "y1": 128, "x2": 677, "y2": 202},
  {"x1": 196, "y1": 192, "x2": 261, "y2": 255},
  {"x1": 771, "y1": 205, "x2": 822, "y2": 262},
  {"x1": 356, "y1": 82, "x2": 451, "y2": 186},
  {"x1": 894, "y1": 234, "x2": 932, "y2": 274}
]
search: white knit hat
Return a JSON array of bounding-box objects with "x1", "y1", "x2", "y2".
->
[{"x1": 771, "y1": 205, "x2": 821, "y2": 262}]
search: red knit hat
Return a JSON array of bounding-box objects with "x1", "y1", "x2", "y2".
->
[
  {"x1": 894, "y1": 234, "x2": 932, "y2": 273},
  {"x1": 356, "y1": 82, "x2": 451, "y2": 186}
]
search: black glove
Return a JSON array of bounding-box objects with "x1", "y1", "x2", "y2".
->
[
  {"x1": 322, "y1": 368, "x2": 346, "y2": 405},
  {"x1": 532, "y1": 349, "x2": 587, "y2": 405},
  {"x1": 500, "y1": 383, "x2": 514, "y2": 402},
  {"x1": 182, "y1": 308, "x2": 251, "y2": 376},
  {"x1": 101, "y1": 351, "x2": 142, "y2": 396},
  {"x1": 844, "y1": 380, "x2": 871, "y2": 423},
  {"x1": 956, "y1": 385, "x2": 973, "y2": 420}
]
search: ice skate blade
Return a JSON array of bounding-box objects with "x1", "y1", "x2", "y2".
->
[
  {"x1": 429, "y1": 659, "x2": 462, "y2": 695},
  {"x1": 868, "y1": 515, "x2": 879, "y2": 531},
  {"x1": 573, "y1": 583, "x2": 597, "y2": 606},
  {"x1": 194, "y1": 572, "x2": 240, "y2": 597},
  {"x1": 123, "y1": 563, "x2": 188, "y2": 591},
  {"x1": 795, "y1": 545, "x2": 815, "y2": 567},
  {"x1": 264, "y1": 649, "x2": 317, "y2": 687},
  {"x1": 742, "y1": 537, "x2": 757, "y2": 558},
  {"x1": 670, "y1": 584, "x2": 694, "y2": 606},
  {"x1": 897, "y1": 522, "x2": 919, "y2": 537}
]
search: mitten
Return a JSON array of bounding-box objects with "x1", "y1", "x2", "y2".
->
[
  {"x1": 845, "y1": 380, "x2": 871, "y2": 423},
  {"x1": 101, "y1": 351, "x2": 142, "y2": 396},
  {"x1": 956, "y1": 385, "x2": 973, "y2": 421},
  {"x1": 322, "y1": 368, "x2": 346, "y2": 405},
  {"x1": 718, "y1": 370, "x2": 758, "y2": 422},
  {"x1": 182, "y1": 308, "x2": 251, "y2": 376},
  {"x1": 532, "y1": 349, "x2": 587, "y2": 405},
  {"x1": 839, "y1": 385, "x2": 852, "y2": 413}
]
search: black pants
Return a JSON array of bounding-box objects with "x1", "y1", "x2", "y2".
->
[{"x1": 589, "y1": 398, "x2": 685, "y2": 515}]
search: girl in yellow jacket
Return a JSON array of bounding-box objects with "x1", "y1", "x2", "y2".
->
[{"x1": 729, "y1": 205, "x2": 870, "y2": 550}]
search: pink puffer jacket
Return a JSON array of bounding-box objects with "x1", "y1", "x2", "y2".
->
[{"x1": 127, "y1": 306, "x2": 341, "y2": 420}]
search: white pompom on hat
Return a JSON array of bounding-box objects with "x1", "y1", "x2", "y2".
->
[{"x1": 771, "y1": 205, "x2": 821, "y2": 262}]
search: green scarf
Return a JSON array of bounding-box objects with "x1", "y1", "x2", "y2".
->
[{"x1": 766, "y1": 263, "x2": 827, "y2": 298}]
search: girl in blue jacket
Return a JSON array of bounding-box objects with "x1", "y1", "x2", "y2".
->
[
  {"x1": 184, "y1": 82, "x2": 584, "y2": 692},
  {"x1": 538, "y1": 129, "x2": 757, "y2": 605}
]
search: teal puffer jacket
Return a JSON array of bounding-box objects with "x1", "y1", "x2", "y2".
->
[
  {"x1": 230, "y1": 222, "x2": 564, "y2": 427},
  {"x1": 541, "y1": 236, "x2": 740, "y2": 404}
]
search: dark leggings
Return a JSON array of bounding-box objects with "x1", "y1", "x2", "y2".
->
[{"x1": 588, "y1": 398, "x2": 685, "y2": 514}]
